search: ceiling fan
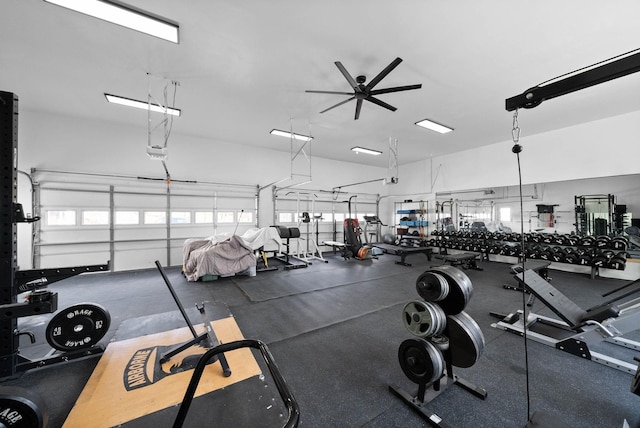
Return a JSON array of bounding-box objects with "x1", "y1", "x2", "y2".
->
[{"x1": 306, "y1": 57, "x2": 422, "y2": 120}]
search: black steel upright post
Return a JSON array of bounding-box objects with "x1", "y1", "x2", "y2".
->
[{"x1": 0, "y1": 91, "x2": 19, "y2": 378}]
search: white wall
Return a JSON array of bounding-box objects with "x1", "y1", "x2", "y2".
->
[{"x1": 430, "y1": 110, "x2": 640, "y2": 192}]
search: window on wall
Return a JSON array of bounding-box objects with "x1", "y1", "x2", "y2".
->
[
  {"x1": 278, "y1": 212, "x2": 293, "y2": 223},
  {"x1": 316, "y1": 213, "x2": 331, "y2": 222},
  {"x1": 195, "y1": 212, "x2": 213, "y2": 224},
  {"x1": 500, "y1": 207, "x2": 511, "y2": 222},
  {"x1": 115, "y1": 211, "x2": 139, "y2": 225},
  {"x1": 144, "y1": 211, "x2": 166, "y2": 224},
  {"x1": 171, "y1": 211, "x2": 191, "y2": 224},
  {"x1": 82, "y1": 210, "x2": 109, "y2": 225},
  {"x1": 47, "y1": 210, "x2": 76, "y2": 226},
  {"x1": 217, "y1": 212, "x2": 234, "y2": 223},
  {"x1": 237, "y1": 211, "x2": 253, "y2": 223}
]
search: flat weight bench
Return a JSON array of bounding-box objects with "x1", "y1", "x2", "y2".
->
[
  {"x1": 372, "y1": 243, "x2": 432, "y2": 267},
  {"x1": 436, "y1": 252, "x2": 483, "y2": 271},
  {"x1": 491, "y1": 269, "x2": 640, "y2": 374}
]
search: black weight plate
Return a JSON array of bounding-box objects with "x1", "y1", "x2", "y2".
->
[
  {"x1": 398, "y1": 338, "x2": 444, "y2": 384},
  {"x1": 446, "y1": 311, "x2": 485, "y2": 368},
  {"x1": 46, "y1": 302, "x2": 111, "y2": 351},
  {"x1": 416, "y1": 271, "x2": 449, "y2": 302},
  {"x1": 0, "y1": 387, "x2": 46, "y2": 428},
  {"x1": 426, "y1": 266, "x2": 473, "y2": 315}
]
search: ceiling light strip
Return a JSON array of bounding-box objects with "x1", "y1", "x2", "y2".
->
[
  {"x1": 43, "y1": 0, "x2": 179, "y2": 43},
  {"x1": 415, "y1": 119, "x2": 454, "y2": 134},
  {"x1": 105, "y1": 93, "x2": 181, "y2": 116},
  {"x1": 351, "y1": 147, "x2": 382, "y2": 156},
  {"x1": 270, "y1": 129, "x2": 313, "y2": 142}
]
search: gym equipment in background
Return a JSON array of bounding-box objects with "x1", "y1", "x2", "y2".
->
[
  {"x1": 363, "y1": 215, "x2": 386, "y2": 245},
  {"x1": 272, "y1": 226, "x2": 308, "y2": 270},
  {"x1": 306, "y1": 57, "x2": 421, "y2": 120},
  {"x1": 390, "y1": 265, "x2": 487, "y2": 426},
  {"x1": 492, "y1": 270, "x2": 640, "y2": 374},
  {"x1": 309, "y1": 214, "x2": 328, "y2": 263}
]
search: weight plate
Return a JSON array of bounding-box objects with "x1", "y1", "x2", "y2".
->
[
  {"x1": 398, "y1": 338, "x2": 444, "y2": 384},
  {"x1": 446, "y1": 311, "x2": 485, "y2": 368},
  {"x1": 402, "y1": 300, "x2": 446, "y2": 338},
  {"x1": 416, "y1": 271, "x2": 450, "y2": 302},
  {"x1": 0, "y1": 387, "x2": 46, "y2": 428},
  {"x1": 430, "y1": 334, "x2": 450, "y2": 351},
  {"x1": 426, "y1": 266, "x2": 473, "y2": 315},
  {"x1": 46, "y1": 302, "x2": 111, "y2": 351}
]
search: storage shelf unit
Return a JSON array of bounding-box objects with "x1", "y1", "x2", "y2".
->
[{"x1": 395, "y1": 202, "x2": 428, "y2": 244}]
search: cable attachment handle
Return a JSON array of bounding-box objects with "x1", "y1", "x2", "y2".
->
[{"x1": 511, "y1": 109, "x2": 523, "y2": 154}]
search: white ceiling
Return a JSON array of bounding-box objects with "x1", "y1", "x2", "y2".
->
[{"x1": 2, "y1": 1, "x2": 640, "y2": 168}]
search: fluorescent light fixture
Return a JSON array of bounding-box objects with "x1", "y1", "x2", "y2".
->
[
  {"x1": 415, "y1": 119, "x2": 454, "y2": 134},
  {"x1": 270, "y1": 129, "x2": 313, "y2": 142},
  {"x1": 105, "y1": 93, "x2": 181, "y2": 116},
  {"x1": 351, "y1": 147, "x2": 382, "y2": 156},
  {"x1": 43, "y1": 0, "x2": 179, "y2": 43}
]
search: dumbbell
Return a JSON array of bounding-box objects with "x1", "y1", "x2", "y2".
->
[
  {"x1": 612, "y1": 236, "x2": 628, "y2": 250},
  {"x1": 596, "y1": 236, "x2": 612, "y2": 249}
]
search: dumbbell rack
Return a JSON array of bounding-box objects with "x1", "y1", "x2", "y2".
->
[{"x1": 430, "y1": 230, "x2": 629, "y2": 277}]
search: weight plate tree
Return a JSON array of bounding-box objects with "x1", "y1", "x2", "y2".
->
[
  {"x1": 390, "y1": 265, "x2": 487, "y2": 426},
  {"x1": 45, "y1": 303, "x2": 111, "y2": 352}
]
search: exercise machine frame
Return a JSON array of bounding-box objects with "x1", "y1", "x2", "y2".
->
[{"x1": 492, "y1": 269, "x2": 640, "y2": 374}]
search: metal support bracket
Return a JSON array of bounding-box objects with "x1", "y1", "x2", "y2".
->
[{"x1": 506, "y1": 50, "x2": 640, "y2": 111}]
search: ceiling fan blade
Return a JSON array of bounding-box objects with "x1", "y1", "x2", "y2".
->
[
  {"x1": 319, "y1": 96, "x2": 355, "y2": 114},
  {"x1": 365, "y1": 96, "x2": 397, "y2": 112},
  {"x1": 365, "y1": 57, "x2": 403, "y2": 90},
  {"x1": 369, "y1": 84, "x2": 422, "y2": 95},
  {"x1": 306, "y1": 90, "x2": 355, "y2": 95},
  {"x1": 354, "y1": 98, "x2": 363, "y2": 120},
  {"x1": 335, "y1": 61, "x2": 361, "y2": 92}
]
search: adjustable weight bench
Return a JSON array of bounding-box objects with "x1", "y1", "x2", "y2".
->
[{"x1": 491, "y1": 269, "x2": 640, "y2": 374}]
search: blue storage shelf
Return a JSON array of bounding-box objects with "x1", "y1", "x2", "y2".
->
[
  {"x1": 399, "y1": 220, "x2": 428, "y2": 226},
  {"x1": 397, "y1": 209, "x2": 426, "y2": 214}
]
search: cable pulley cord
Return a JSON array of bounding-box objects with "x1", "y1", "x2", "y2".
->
[{"x1": 512, "y1": 109, "x2": 531, "y2": 422}]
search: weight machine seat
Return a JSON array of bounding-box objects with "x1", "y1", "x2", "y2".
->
[
  {"x1": 272, "y1": 226, "x2": 300, "y2": 239},
  {"x1": 514, "y1": 270, "x2": 620, "y2": 330}
]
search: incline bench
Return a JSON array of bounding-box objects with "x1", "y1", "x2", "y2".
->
[{"x1": 491, "y1": 269, "x2": 640, "y2": 374}]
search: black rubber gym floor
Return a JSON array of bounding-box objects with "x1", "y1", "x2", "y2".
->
[{"x1": 4, "y1": 252, "x2": 640, "y2": 427}]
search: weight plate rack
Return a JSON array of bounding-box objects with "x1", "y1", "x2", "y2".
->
[{"x1": 390, "y1": 266, "x2": 487, "y2": 427}]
